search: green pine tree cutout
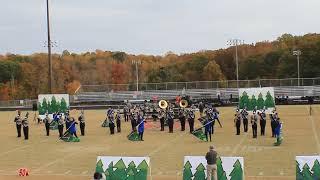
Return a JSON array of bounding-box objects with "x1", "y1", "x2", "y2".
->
[
  {"x1": 183, "y1": 161, "x2": 193, "y2": 180},
  {"x1": 126, "y1": 169, "x2": 135, "y2": 180},
  {"x1": 229, "y1": 159, "x2": 243, "y2": 180},
  {"x1": 193, "y1": 163, "x2": 206, "y2": 180},
  {"x1": 311, "y1": 160, "x2": 320, "y2": 180},
  {"x1": 239, "y1": 91, "x2": 249, "y2": 109},
  {"x1": 60, "y1": 97, "x2": 68, "y2": 113},
  {"x1": 302, "y1": 163, "x2": 313, "y2": 179},
  {"x1": 96, "y1": 159, "x2": 104, "y2": 173},
  {"x1": 114, "y1": 159, "x2": 127, "y2": 180},
  {"x1": 217, "y1": 157, "x2": 227, "y2": 180},
  {"x1": 257, "y1": 93, "x2": 265, "y2": 110},
  {"x1": 265, "y1": 91, "x2": 275, "y2": 108},
  {"x1": 126, "y1": 161, "x2": 137, "y2": 176},
  {"x1": 51, "y1": 96, "x2": 58, "y2": 113},
  {"x1": 41, "y1": 98, "x2": 48, "y2": 115},
  {"x1": 105, "y1": 162, "x2": 115, "y2": 179},
  {"x1": 135, "y1": 160, "x2": 149, "y2": 180},
  {"x1": 296, "y1": 160, "x2": 304, "y2": 180},
  {"x1": 249, "y1": 95, "x2": 257, "y2": 111}
]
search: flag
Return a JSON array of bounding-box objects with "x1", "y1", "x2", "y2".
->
[
  {"x1": 127, "y1": 131, "x2": 141, "y2": 141},
  {"x1": 192, "y1": 128, "x2": 207, "y2": 141},
  {"x1": 61, "y1": 131, "x2": 80, "y2": 142},
  {"x1": 101, "y1": 119, "x2": 109, "y2": 127},
  {"x1": 49, "y1": 120, "x2": 58, "y2": 130}
]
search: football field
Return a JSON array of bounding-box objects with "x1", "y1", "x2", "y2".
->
[{"x1": 0, "y1": 105, "x2": 319, "y2": 180}]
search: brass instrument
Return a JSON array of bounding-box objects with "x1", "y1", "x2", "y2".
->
[
  {"x1": 179, "y1": 99, "x2": 188, "y2": 108},
  {"x1": 158, "y1": 100, "x2": 168, "y2": 109}
]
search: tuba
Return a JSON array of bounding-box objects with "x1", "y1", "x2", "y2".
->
[
  {"x1": 158, "y1": 100, "x2": 168, "y2": 109},
  {"x1": 179, "y1": 99, "x2": 188, "y2": 108}
]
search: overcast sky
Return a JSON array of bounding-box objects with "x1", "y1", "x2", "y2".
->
[{"x1": 0, "y1": 0, "x2": 319, "y2": 55}]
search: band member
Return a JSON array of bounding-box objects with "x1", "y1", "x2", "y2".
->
[
  {"x1": 198, "y1": 102, "x2": 204, "y2": 117},
  {"x1": 65, "y1": 112, "x2": 71, "y2": 131},
  {"x1": 22, "y1": 113, "x2": 29, "y2": 140},
  {"x1": 58, "y1": 114, "x2": 64, "y2": 138},
  {"x1": 271, "y1": 111, "x2": 278, "y2": 137},
  {"x1": 78, "y1": 110, "x2": 85, "y2": 136},
  {"x1": 138, "y1": 114, "x2": 145, "y2": 141},
  {"x1": 116, "y1": 112, "x2": 121, "y2": 133},
  {"x1": 69, "y1": 117, "x2": 78, "y2": 138},
  {"x1": 259, "y1": 110, "x2": 267, "y2": 136},
  {"x1": 14, "y1": 110, "x2": 22, "y2": 137},
  {"x1": 43, "y1": 114, "x2": 51, "y2": 136},
  {"x1": 187, "y1": 110, "x2": 195, "y2": 133},
  {"x1": 241, "y1": 108, "x2": 249, "y2": 132},
  {"x1": 234, "y1": 111, "x2": 241, "y2": 135},
  {"x1": 178, "y1": 108, "x2": 186, "y2": 131},
  {"x1": 167, "y1": 108, "x2": 175, "y2": 133},
  {"x1": 159, "y1": 109, "x2": 165, "y2": 131},
  {"x1": 204, "y1": 118, "x2": 212, "y2": 142},
  {"x1": 129, "y1": 113, "x2": 136, "y2": 131},
  {"x1": 251, "y1": 111, "x2": 258, "y2": 138},
  {"x1": 124, "y1": 105, "x2": 129, "y2": 122},
  {"x1": 109, "y1": 113, "x2": 115, "y2": 135}
]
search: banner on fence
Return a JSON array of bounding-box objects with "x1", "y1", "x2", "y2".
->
[
  {"x1": 296, "y1": 156, "x2": 320, "y2": 180},
  {"x1": 95, "y1": 156, "x2": 150, "y2": 180},
  {"x1": 183, "y1": 156, "x2": 244, "y2": 180},
  {"x1": 238, "y1": 87, "x2": 275, "y2": 113},
  {"x1": 38, "y1": 94, "x2": 69, "y2": 119}
]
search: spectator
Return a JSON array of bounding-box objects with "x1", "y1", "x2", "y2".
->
[
  {"x1": 93, "y1": 172, "x2": 103, "y2": 180},
  {"x1": 205, "y1": 145, "x2": 218, "y2": 180}
]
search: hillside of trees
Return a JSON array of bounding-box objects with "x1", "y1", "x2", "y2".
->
[{"x1": 0, "y1": 33, "x2": 320, "y2": 100}]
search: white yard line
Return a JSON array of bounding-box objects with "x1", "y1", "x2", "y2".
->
[
  {"x1": 147, "y1": 133, "x2": 184, "y2": 157},
  {"x1": 309, "y1": 108, "x2": 320, "y2": 153},
  {"x1": 0, "y1": 145, "x2": 30, "y2": 157},
  {"x1": 231, "y1": 132, "x2": 248, "y2": 156}
]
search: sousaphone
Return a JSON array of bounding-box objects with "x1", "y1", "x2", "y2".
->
[
  {"x1": 179, "y1": 99, "x2": 188, "y2": 108},
  {"x1": 158, "y1": 100, "x2": 168, "y2": 109}
]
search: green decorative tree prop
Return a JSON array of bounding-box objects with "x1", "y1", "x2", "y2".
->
[
  {"x1": 95, "y1": 159, "x2": 104, "y2": 174},
  {"x1": 257, "y1": 93, "x2": 265, "y2": 110},
  {"x1": 135, "y1": 160, "x2": 148, "y2": 180},
  {"x1": 60, "y1": 97, "x2": 68, "y2": 113},
  {"x1": 41, "y1": 98, "x2": 48, "y2": 115},
  {"x1": 50, "y1": 96, "x2": 58, "y2": 113},
  {"x1": 48, "y1": 101, "x2": 52, "y2": 114},
  {"x1": 105, "y1": 162, "x2": 115, "y2": 179},
  {"x1": 217, "y1": 157, "x2": 227, "y2": 180},
  {"x1": 193, "y1": 163, "x2": 206, "y2": 180},
  {"x1": 126, "y1": 161, "x2": 137, "y2": 176},
  {"x1": 126, "y1": 169, "x2": 135, "y2": 180},
  {"x1": 56, "y1": 101, "x2": 61, "y2": 113},
  {"x1": 239, "y1": 91, "x2": 249, "y2": 109},
  {"x1": 114, "y1": 159, "x2": 127, "y2": 180},
  {"x1": 183, "y1": 161, "x2": 193, "y2": 180},
  {"x1": 265, "y1": 91, "x2": 275, "y2": 108},
  {"x1": 249, "y1": 95, "x2": 257, "y2": 111},
  {"x1": 311, "y1": 160, "x2": 320, "y2": 180},
  {"x1": 302, "y1": 163, "x2": 313, "y2": 179},
  {"x1": 38, "y1": 102, "x2": 44, "y2": 115},
  {"x1": 296, "y1": 161, "x2": 304, "y2": 180},
  {"x1": 229, "y1": 159, "x2": 243, "y2": 180}
]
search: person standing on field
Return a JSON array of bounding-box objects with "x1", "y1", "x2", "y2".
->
[{"x1": 205, "y1": 145, "x2": 218, "y2": 180}]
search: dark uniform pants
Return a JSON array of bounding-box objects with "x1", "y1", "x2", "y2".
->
[
  {"x1": 236, "y1": 122, "x2": 241, "y2": 135},
  {"x1": 58, "y1": 125, "x2": 64, "y2": 137},
  {"x1": 110, "y1": 125, "x2": 115, "y2": 134},
  {"x1": 188, "y1": 119, "x2": 194, "y2": 133},
  {"x1": 23, "y1": 126, "x2": 29, "y2": 140},
  {"x1": 252, "y1": 124, "x2": 257, "y2": 138},
  {"x1": 160, "y1": 118, "x2": 165, "y2": 131},
  {"x1": 243, "y1": 119, "x2": 248, "y2": 132},
  {"x1": 168, "y1": 119, "x2": 174, "y2": 133},
  {"x1": 205, "y1": 130, "x2": 212, "y2": 142},
  {"x1": 180, "y1": 118, "x2": 185, "y2": 131},
  {"x1": 80, "y1": 122, "x2": 85, "y2": 136},
  {"x1": 131, "y1": 120, "x2": 136, "y2": 131},
  {"x1": 45, "y1": 123, "x2": 50, "y2": 136},
  {"x1": 16, "y1": 124, "x2": 21, "y2": 137},
  {"x1": 116, "y1": 121, "x2": 121, "y2": 133},
  {"x1": 260, "y1": 120, "x2": 266, "y2": 136},
  {"x1": 139, "y1": 131, "x2": 144, "y2": 140}
]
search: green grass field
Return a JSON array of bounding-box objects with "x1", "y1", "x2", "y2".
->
[{"x1": 0, "y1": 105, "x2": 319, "y2": 180}]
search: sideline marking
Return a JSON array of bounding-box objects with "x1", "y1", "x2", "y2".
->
[{"x1": 309, "y1": 108, "x2": 320, "y2": 153}]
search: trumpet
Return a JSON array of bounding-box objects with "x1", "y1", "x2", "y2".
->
[
  {"x1": 179, "y1": 99, "x2": 188, "y2": 108},
  {"x1": 158, "y1": 100, "x2": 168, "y2": 109}
]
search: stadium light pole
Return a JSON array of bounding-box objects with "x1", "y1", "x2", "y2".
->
[
  {"x1": 46, "y1": 0, "x2": 53, "y2": 94},
  {"x1": 293, "y1": 50, "x2": 302, "y2": 86},
  {"x1": 227, "y1": 39, "x2": 244, "y2": 88},
  {"x1": 132, "y1": 60, "x2": 141, "y2": 91}
]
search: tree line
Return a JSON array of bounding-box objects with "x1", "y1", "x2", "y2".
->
[{"x1": 0, "y1": 33, "x2": 320, "y2": 100}]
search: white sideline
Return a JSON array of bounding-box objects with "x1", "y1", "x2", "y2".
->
[{"x1": 310, "y1": 107, "x2": 320, "y2": 153}]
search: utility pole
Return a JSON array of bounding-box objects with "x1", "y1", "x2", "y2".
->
[
  {"x1": 132, "y1": 60, "x2": 141, "y2": 91},
  {"x1": 46, "y1": 0, "x2": 52, "y2": 93},
  {"x1": 293, "y1": 50, "x2": 302, "y2": 86},
  {"x1": 227, "y1": 39, "x2": 244, "y2": 89}
]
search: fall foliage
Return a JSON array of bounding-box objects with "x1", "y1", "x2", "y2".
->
[{"x1": 1, "y1": 33, "x2": 320, "y2": 100}]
